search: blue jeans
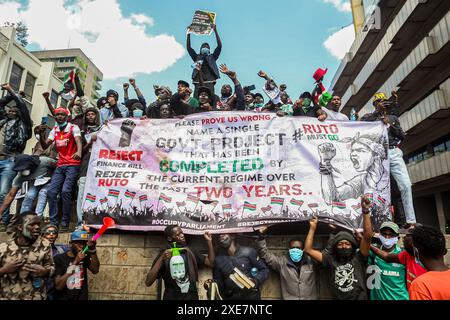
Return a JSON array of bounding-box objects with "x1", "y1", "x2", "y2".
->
[
  {"x1": 47, "y1": 165, "x2": 80, "y2": 227},
  {"x1": 0, "y1": 159, "x2": 17, "y2": 225},
  {"x1": 21, "y1": 183, "x2": 51, "y2": 217},
  {"x1": 389, "y1": 148, "x2": 416, "y2": 224}
]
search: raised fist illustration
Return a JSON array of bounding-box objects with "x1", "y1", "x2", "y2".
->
[
  {"x1": 318, "y1": 143, "x2": 336, "y2": 162},
  {"x1": 119, "y1": 119, "x2": 136, "y2": 147}
]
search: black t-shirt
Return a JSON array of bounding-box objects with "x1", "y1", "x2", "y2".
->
[
  {"x1": 53, "y1": 253, "x2": 91, "y2": 300},
  {"x1": 293, "y1": 105, "x2": 321, "y2": 117},
  {"x1": 152, "y1": 247, "x2": 205, "y2": 300},
  {"x1": 322, "y1": 250, "x2": 368, "y2": 300}
]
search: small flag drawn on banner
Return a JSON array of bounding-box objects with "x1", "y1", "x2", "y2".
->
[
  {"x1": 100, "y1": 197, "x2": 108, "y2": 204},
  {"x1": 176, "y1": 201, "x2": 186, "y2": 207},
  {"x1": 377, "y1": 195, "x2": 386, "y2": 205},
  {"x1": 308, "y1": 203, "x2": 318, "y2": 208},
  {"x1": 261, "y1": 205, "x2": 272, "y2": 213},
  {"x1": 222, "y1": 204, "x2": 232, "y2": 210},
  {"x1": 332, "y1": 202, "x2": 346, "y2": 209},
  {"x1": 125, "y1": 190, "x2": 136, "y2": 199},
  {"x1": 187, "y1": 194, "x2": 199, "y2": 204},
  {"x1": 86, "y1": 193, "x2": 96, "y2": 203},
  {"x1": 364, "y1": 193, "x2": 373, "y2": 202},
  {"x1": 139, "y1": 195, "x2": 148, "y2": 202},
  {"x1": 351, "y1": 203, "x2": 362, "y2": 211},
  {"x1": 271, "y1": 197, "x2": 284, "y2": 205},
  {"x1": 243, "y1": 201, "x2": 257, "y2": 211},
  {"x1": 290, "y1": 199, "x2": 304, "y2": 207},
  {"x1": 108, "y1": 189, "x2": 120, "y2": 198},
  {"x1": 159, "y1": 193, "x2": 172, "y2": 203}
]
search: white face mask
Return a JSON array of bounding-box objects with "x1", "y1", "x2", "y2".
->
[
  {"x1": 35, "y1": 134, "x2": 40, "y2": 140},
  {"x1": 379, "y1": 235, "x2": 398, "y2": 249}
]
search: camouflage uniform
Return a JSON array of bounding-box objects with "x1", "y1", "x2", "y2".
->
[{"x1": 0, "y1": 237, "x2": 55, "y2": 300}]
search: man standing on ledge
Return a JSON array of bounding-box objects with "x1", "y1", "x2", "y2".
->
[{"x1": 187, "y1": 23, "x2": 222, "y2": 98}]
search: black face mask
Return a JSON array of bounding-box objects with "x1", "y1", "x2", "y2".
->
[
  {"x1": 220, "y1": 238, "x2": 232, "y2": 248},
  {"x1": 336, "y1": 248, "x2": 353, "y2": 261}
]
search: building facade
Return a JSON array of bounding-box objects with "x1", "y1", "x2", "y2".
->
[
  {"x1": 32, "y1": 48, "x2": 103, "y2": 107},
  {"x1": 0, "y1": 26, "x2": 66, "y2": 154},
  {"x1": 331, "y1": 0, "x2": 450, "y2": 233}
]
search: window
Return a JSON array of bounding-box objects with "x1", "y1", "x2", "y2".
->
[
  {"x1": 9, "y1": 62, "x2": 24, "y2": 92},
  {"x1": 406, "y1": 147, "x2": 428, "y2": 164},
  {"x1": 50, "y1": 90, "x2": 59, "y2": 106},
  {"x1": 23, "y1": 73, "x2": 36, "y2": 101}
]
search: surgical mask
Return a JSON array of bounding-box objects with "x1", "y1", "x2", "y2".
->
[
  {"x1": 58, "y1": 121, "x2": 68, "y2": 128},
  {"x1": 201, "y1": 47, "x2": 210, "y2": 55},
  {"x1": 289, "y1": 248, "x2": 303, "y2": 263},
  {"x1": 21, "y1": 170, "x2": 30, "y2": 176},
  {"x1": 254, "y1": 103, "x2": 264, "y2": 109},
  {"x1": 379, "y1": 235, "x2": 398, "y2": 249},
  {"x1": 133, "y1": 109, "x2": 143, "y2": 118},
  {"x1": 337, "y1": 248, "x2": 353, "y2": 261},
  {"x1": 35, "y1": 134, "x2": 40, "y2": 140},
  {"x1": 302, "y1": 98, "x2": 311, "y2": 107}
]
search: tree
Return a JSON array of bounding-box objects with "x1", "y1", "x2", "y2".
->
[{"x1": 3, "y1": 21, "x2": 29, "y2": 47}]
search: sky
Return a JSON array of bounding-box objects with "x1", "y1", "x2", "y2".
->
[{"x1": 0, "y1": 0, "x2": 356, "y2": 102}]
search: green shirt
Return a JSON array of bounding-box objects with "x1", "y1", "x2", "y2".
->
[
  {"x1": 187, "y1": 97, "x2": 199, "y2": 108},
  {"x1": 280, "y1": 104, "x2": 294, "y2": 116},
  {"x1": 368, "y1": 245, "x2": 409, "y2": 300}
]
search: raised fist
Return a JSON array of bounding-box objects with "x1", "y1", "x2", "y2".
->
[
  {"x1": 123, "y1": 83, "x2": 129, "y2": 90},
  {"x1": 318, "y1": 143, "x2": 336, "y2": 162},
  {"x1": 119, "y1": 119, "x2": 136, "y2": 148},
  {"x1": 42, "y1": 92, "x2": 50, "y2": 99}
]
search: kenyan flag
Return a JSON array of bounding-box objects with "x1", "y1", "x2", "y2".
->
[
  {"x1": 377, "y1": 196, "x2": 386, "y2": 205},
  {"x1": 100, "y1": 197, "x2": 108, "y2": 205},
  {"x1": 86, "y1": 193, "x2": 96, "y2": 203},
  {"x1": 364, "y1": 193, "x2": 373, "y2": 202},
  {"x1": 187, "y1": 195, "x2": 199, "y2": 204},
  {"x1": 332, "y1": 202, "x2": 346, "y2": 209},
  {"x1": 290, "y1": 199, "x2": 304, "y2": 207},
  {"x1": 271, "y1": 197, "x2": 284, "y2": 206},
  {"x1": 108, "y1": 189, "x2": 120, "y2": 198},
  {"x1": 139, "y1": 195, "x2": 148, "y2": 202},
  {"x1": 159, "y1": 193, "x2": 172, "y2": 203},
  {"x1": 125, "y1": 190, "x2": 136, "y2": 199},
  {"x1": 243, "y1": 201, "x2": 256, "y2": 211},
  {"x1": 222, "y1": 204, "x2": 232, "y2": 210}
]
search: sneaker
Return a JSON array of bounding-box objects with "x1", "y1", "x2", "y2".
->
[
  {"x1": 43, "y1": 217, "x2": 50, "y2": 223},
  {"x1": 60, "y1": 225, "x2": 69, "y2": 233}
]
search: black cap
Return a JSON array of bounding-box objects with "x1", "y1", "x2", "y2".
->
[
  {"x1": 106, "y1": 90, "x2": 119, "y2": 100},
  {"x1": 254, "y1": 93, "x2": 264, "y2": 100},
  {"x1": 300, "y1": 91, "x2": 312, "y2": 100},
  {"x1": 13, "y1": 155, "x2": 40, "y2": 172},
  {"x1": 178, "y1": 80, "x2": 190, "y2": 88}
]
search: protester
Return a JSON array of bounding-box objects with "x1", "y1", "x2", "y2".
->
[
  {"x1": 255, "y1": 226, "x2": 318, "y2": 300},
  {"x1": 0, "y1": 83, "x2": 32, "y2": 231},
  {"x1": 187, "y1": 23, "x2": 222, "y2": 97},
  {"x1": 76, "y1": 107, "x2": 102, "y2": 228},
  {"x1": 41, "y1": 224, "x2": 69, "y2": 300},
  {"x1": 370, "y1": 224, "x2": 427, "y2": 292},
  {"x1": 123, "y1": 78, "x2": 147, "y2": 118},
  {"x1": 244, "y1": 92, "x2": 256, "y2": 111},
  {"x1": 170, "y1": 80, "x2": 199, "y2": 116},
  {"x1": 409, "y1": 225, "x2": 450, "y2": 300},
  {"x1": 99, "y1": 90, "x2": 129, "y2": 124},
  {"x1": 212, "y1": 233, "x2": 269, "y2": 300},
  {"x1": 293, "y1": 91, "x2": 327, "y2": 121},
  {"x1": 147, "y1": 85, "x2": 173, "y2": 118},
  {"x1": 217, "y1": 64, "x2": 245, "y2": 111},
  {"x1": 53, "y1": 230, "x2": 100, "y2": 300},
  {"x1": 361, "y1": 93, "x2": 416, "y2": 227},
  {"x1": 0, "y1": 212, "x2": 54, "y2": 300},
  {"x1": 38, "y1": 108, "x2": 82, "y2": 232},
  {"x1": 0, "y1": 154, "x2": 57, "y2": 233},
  {"x1": 323, "y1": 95, "x2": 349, "y2": 121},
  {"x1": 367, "y1": 221, "x2": 409, "y2": 300},
  {"x1": 304, "y1": 196, "x2": 373, "y2": 300},
  {"x1": 146, "y1": 225, "x2": 215, "y2": 300}
]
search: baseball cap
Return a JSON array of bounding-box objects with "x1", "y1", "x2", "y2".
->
[
  {"x1": 70, "y1": 230, "x2": 90, "y2": 242},
  {"x1": 373, "y1": 92, "x2": 387, "y2": 104},
  {"x1": 380, "y1": 221, "x2": 400, "y2": 235}
]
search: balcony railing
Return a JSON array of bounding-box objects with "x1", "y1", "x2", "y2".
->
[{"x1": 407, "y1": 151, "x2": 450, "y2": 184}]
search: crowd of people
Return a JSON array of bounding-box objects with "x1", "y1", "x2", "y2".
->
[{"x1": 0, "y1": 22, "x2": 448, "y2": 301}]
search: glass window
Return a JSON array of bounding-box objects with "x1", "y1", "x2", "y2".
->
[
  {"x1": 9, "y1": 62, "x2": 24, "y2": 92},
  {"x1": 434, "y1": 143, "x2": 446, "y2": 155},
  {"x1": 23, "y1": 73, "x2": 36, "y2": 101}
]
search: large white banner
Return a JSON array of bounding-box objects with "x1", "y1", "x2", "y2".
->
[{"x1": 83, "y1": 112, "x2": 391, "y2": 234}]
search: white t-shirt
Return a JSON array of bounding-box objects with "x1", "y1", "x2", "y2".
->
[{"x1": 324, "y1": 108, "x2": 349, "y2": 121}]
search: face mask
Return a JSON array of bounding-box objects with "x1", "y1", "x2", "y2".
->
[
  {"x1": 58, "y1": 121, "x2": 68, "y2": 128},
  {"x1": 220, "y1": 238, "x2": 232, "y2": 248},
  {"x1": 254, "y1": 103, "x2": 264, "y2": 109},
  {"x1": 379, "y1": 235, "x2": 398, "y2": 249},
  {"x1": 133, "y1": 109, "x2": 143, "y2": 118},
  {"x1": 201, "y1": 47, "x2": 210, "y2": 55},
  {"x1": 21, "y1": 170, "x2": 30, "y2": 176},
  {"x1": 337, "y1": 248, "x2": 353, "y2": 261},
  {"x1": 302, "y1": 98, "x2": 311, "y2": 107},
  {"x1": 35, "y1": 134, "x2": 40, "y2": 140},
  {"x1": 289, "y1": 248, "x2": 303, "y2": 263}
]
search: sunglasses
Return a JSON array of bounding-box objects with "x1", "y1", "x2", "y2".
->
[{"x1": 45, "y1": 230, "x2": 58, "y2": 235}]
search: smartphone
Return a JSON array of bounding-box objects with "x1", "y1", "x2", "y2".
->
[
  {"x1": 41, "y1": 116, "x2": 48, "y2": 125},
  {"x1": 246, "y1": 85, "x2": 256, "y2": 92}
]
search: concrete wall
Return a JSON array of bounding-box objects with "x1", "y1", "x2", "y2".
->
[{"x1": 1, "y1": 231, "x2": 449, "y2": 300}]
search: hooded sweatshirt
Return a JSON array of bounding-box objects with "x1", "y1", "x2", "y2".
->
[{"x1": 79, "y1": 107, "x2": 102, "y2": 177}]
